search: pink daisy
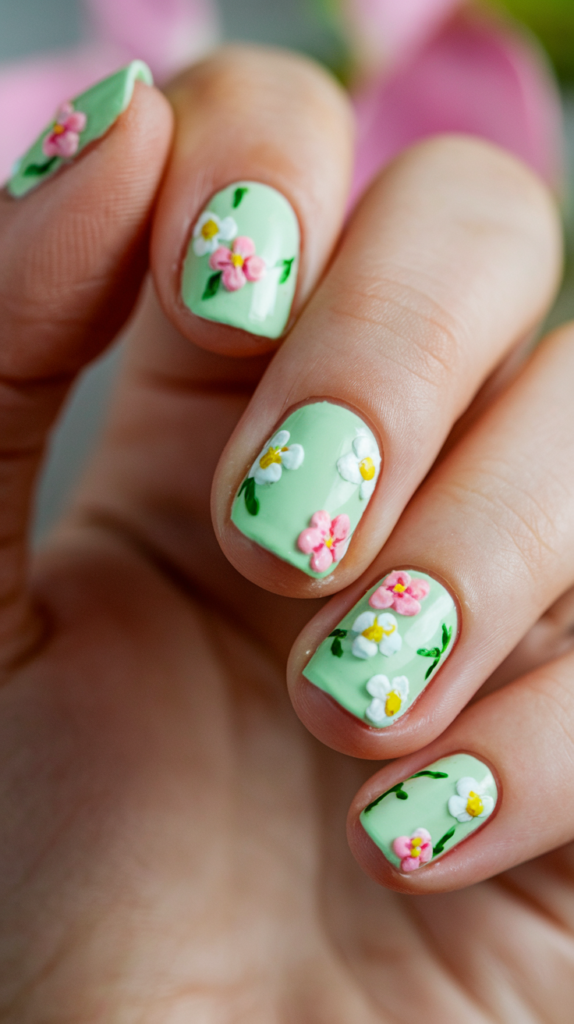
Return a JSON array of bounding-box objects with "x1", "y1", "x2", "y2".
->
[
  {"x1": 369, "y1": 570, "x2": 430, "y2": 616},
  {"x1": 392, "y1": 828, "x2": 433, "y2": 872},
  {"x1": 208, "y1": 236, "x2": 266, "y2": 291},
  {"x1": 42, "y1": 102, "x2": 87, "y2": 159},
  {"x1": 297, "y1": 511, "x2": 351, "y2": 573}
]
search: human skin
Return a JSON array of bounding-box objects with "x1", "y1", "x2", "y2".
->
[{"x1": 1, "y1": 45, "x2": 574, "y2": 1019}]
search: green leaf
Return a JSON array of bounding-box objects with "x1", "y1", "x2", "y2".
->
[
  {"x1": 442, "y1": 623, "x2": 453, "y2": 651},
  {"x1": 328, "y1": 629, "x2": 347, "y2": 638},
  {"x1": 202, "y1": 271, "x2": 222, "y2": 300},
  {"x1": 417, "y1": 647, "x2": 440, "y2": 659},
  {"x1": 237, "y1": 479, "x2": 248, "y2": 497},
  {"x1": 23, "y1": 156, "x2": 58, "y2": 177},
  {"x1": 425, "y1": 659, "x2": 439, "y2": 680},
  {"x1": 432, "y1": 825, "x2": 456, "y2": 857},
  {"x1": 330, "y1": 637, "x2": 343, "y2": 657},
  {"x1": 232, "y1": 186, "x2": 248, "y2": 208},
  {"x1": 278, "y1": 257, "x2": 295, "y2": 284},
  {"x1": 363, "y1": 782, "x2": 407, "y2": 813},
  {"x1": 244, "y1": 477, "x2": 259, "y2": 516},
  {"x1": 411, "y1": 770, "x2": 448, "y2": 779}
]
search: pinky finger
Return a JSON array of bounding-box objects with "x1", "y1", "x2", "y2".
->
[{"x1": 348, "y1": 648, "x2": 574, "y2": 893}]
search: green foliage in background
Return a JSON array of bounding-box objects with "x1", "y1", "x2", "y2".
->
[{"x1": 488, "y1": 0, "x2": 574, "y2": 79}]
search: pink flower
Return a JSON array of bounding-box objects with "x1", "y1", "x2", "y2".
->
[
  {"x1": 392, "y1": 828, "x2": 433, "y2": 873},
  {"x1": 42, "y1": 101, "x2": 87, "y2": 158},
  {"x1": 208, "y1": 236, "x2": 266, "y2": 292},
  {"x1": 369, "y1": 570, "x2": 429, "y2": 616},
  {"x1": 297, "y1": 511, "x2": 351, "y2": 573}
]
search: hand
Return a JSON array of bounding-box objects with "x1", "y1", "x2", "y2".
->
[{"x1": 1, "y1": 46, "x2": 573, "y2": 1019}]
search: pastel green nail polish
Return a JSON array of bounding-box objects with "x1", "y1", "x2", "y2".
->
[
  {"x1": 303, "y1": 570, "x2": 458, "y2": 725},
  {"x1": 231, "y1": 401, "x2": 381, "y2": 577},
  {"x1": 181, "y1": 181, "x2": 300, "y2": 339},
  {"x1": 361, "y1": 753, "x2": 498, "y2": 872},
  {"x1": 8, "y1": 60, "x2": 153, "y2": 198}
]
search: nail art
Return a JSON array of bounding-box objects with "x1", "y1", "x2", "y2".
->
[
  {"x1": 231, "y1": 401, "x2": 381, "y2": 576},
  {"x1": 181, "y1": 181, "x2": 300, "y2": 338},
  {"x1": 8, "y1": 60, "x2": 153, "y2": 198},
  {"x1": 303, "y1": 569, "x2": 457, "y2": 724},
  {"x1": 360, "y1": 753, "x2": 498, "y2": 871}
]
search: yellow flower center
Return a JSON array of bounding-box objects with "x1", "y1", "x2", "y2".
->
[
  {"x1": 259, "y1": 445, "x2": 289, "y2": 470},
  {"x1": 410, "y1": 836, "x2": 423, "y2": 857},
  {"x1": 231, "y1": 253, "x2": 245, "y2": 268},
  {"x1": 362, "y1": 616, "x2": 395, "y2": 644},
  {"x1": 466, "y1": 791, "x2": 484, "y2": 817},
  {"x1": 359, "y1": 456, "x2": 376, "y2": 481},
  {"x1": 53, "y1": 123, "x2": 66, "y2": 135},
  {"x1": 393, "y1": 583, "x2": 407, "y2": 593},
  {"x1": 325, "y1": 537, "x2": 333, "y2": 548},
  {"x1": 201, "y1": 218, "x2": 219, "y2": 240},
  {"x1": 385, "y1": 691, "x2": 402, "y2": 717}
]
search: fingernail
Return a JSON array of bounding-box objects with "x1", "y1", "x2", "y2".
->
[
  {"x1": 231, "y1": 401, "x2": 381, "y2": 576},
  {"x1": 181, "y1": 181, "x2": 300, "y2": 339},
  {"x1": 8, "y1": 60, "x2": 153, "y2": 198},
  {"x1": 303, "y1": 569, "x2": 458, "y2": 725},
  {"x1": 360, "y1": 753, "x2": 498, "y2": 872}
]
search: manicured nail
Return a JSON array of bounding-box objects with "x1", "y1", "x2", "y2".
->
[
  {"x1": 303, "y1": 569, "x2": 457, "y2": 725},
  {"x1": 8, "y1": 60, "x2": 153, "y2": 198},
  {"x1": 360, "y1": 753, "x2": 498, "y2": 872},
  {"x1": 181, "y1": 181, "x2": 300, "y2": 339},
  {"x1": 231, "y1": 401, "x2": 381, "y2": 576}
]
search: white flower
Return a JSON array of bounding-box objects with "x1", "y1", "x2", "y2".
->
[
  {"x1": 248, "y1": 430, "x2": 304, "y2": 485},
  {"x1": 448, "y1": 777, "x2": 495, "y2": 823},
  {"x1": 192, "y1": 210, "x2": 237, "y2": 256},
  {"x1": 351, "y1": 611, "x2": 402, "y2": 659},
  {"x1": 337, "y1": 431, "x2": 381, "y2": 501},
  {"x1": 365, "y1": 675, "x2": 409, "y2": 724}
]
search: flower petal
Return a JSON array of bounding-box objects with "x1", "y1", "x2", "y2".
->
[
  {"x1": 408, "y1": 579, "x2": 430, "y2": 601},
  {"x1": 480, "y1": 795, "x2": 495, "y2": 818},
  {"x1": 281, "y1": 444, "x2": 304, "y2": 470},
  {"x1": 393, "y1": 592, "x2": 421, "y2": 616},
  {"x1": 359, "y1": 478, "x2": 376, "y2": 502},
  {"x1": 331, "y1": 514, "x2": 351, "y2": 542},
  {"x1": 411, "y1": 827, "x2": 432, "y2": 842},
  {"x1": 254, "y1": 463, "x2": 282, "y2": 485},
  {"x1": 419, "y1": 844, "x2": 433, "y2": 864},
  {"x1": 193, "y1": 235, "x2": 213, "y2": 257},
  {"x1": 233, "y1": 235, "x2": 256, "y2": 259},
  {"x1": 337, "y1": 451, "x2": 362, "y2": 485},
  {"x1": 401, "y1": 856, "x2": 422, "y2": 873},
  {"x1": 392, "y1": 836, "x2": 412, "y2": 859},
  {"x1": 66, "y1": 111, "x2": 87, "y2": 132},
  {"x1": 194, "y1": 211, "x2": 218, "y2": 237},
  {"x1": 309, "y1": 510, "x2": 331, "y2": 535},
  {"x1": 448, "y1": 795, "x2": 468, "y2": 820},
  {"x1": 352, "y1": 635, "x2": 378, "y2": 659},
  {"x1": 456, "y1": 777, "x2": 477, "y2": 799},
  {"x1": 208, "y1": 247, "x2": 232, "y2": 271},
  {"x1": 297, "y1": 527, "x2": 323, "y2": 555},
  {"x1": 353, "y1": 433, "x2": 376, "y2": 460},
  {"x1": 310, "y1": 545, "x2": 333, "y2": 573},
  {"x1": 271, "y1": 430, "x2": 290, "y2": 447},
  {"x1": 365, "y1": 698, "x2": 388, "y2": 725},
  {"x1": 42, "y1": 136, "x2": 60, "y2": 158},
  {"x1": 330, "y1": 537, "x2": 350, "y2": 563},
  {"x1": 366, "y1": 675, "x2": 391, "y2": 698},
  {"x1": 56, "y1": 131, "x2": 80, "y2": 157},
  {"x1": 218, "y1": 216, "x2": 237, "y2": 241},
  {"x1": 392, "y1": 675, "x2": 409, "y2": 700},
  {"x1": 352, "y1": 611, "x2": 376, "y2": 633},
  {"x1": 369, "y1": 586, "x2": 394, "y2": 610},
  {"x1": 385, "y1": 570, "x2": 410, "y2": 589},
  {"x1": 244, "y1": 255, "x2": 266, "y2": 282},
  {"x1": 222, "y1": 265, "x2": 246, "y2": 291},
  {"x1": 379, "y1": 630, "x2": 402, "y2": 657}
]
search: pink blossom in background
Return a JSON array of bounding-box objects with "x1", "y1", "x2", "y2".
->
[
  {"x1": 369, "y1": 571, "x2": 430, "y2": 616},
  {"x1": 342, "y1": 0, "x2": 466, "y2": 76},
  {"x1": 209, "y1": 237, "x2": 266, "y2": 291},
  {"x1": 42, "y1": 101, "x2": 87, "y2": 158},
  {"x1": 350, "y1": 9, "x2": 563, "y2": 207},
  {"x1": 297, "y1": 511, "x2": 351, "y2": 573}
]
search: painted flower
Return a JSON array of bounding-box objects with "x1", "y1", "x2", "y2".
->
[
  {"x1": 448, "y1": 777, "x2": 495, "y2": 823},
  {"x1": 297, "y1": 511, "x2": 350, "y2": 573},
  {"x1": 365, "y1": 674, "x2": 409, "y2": 724},
  {"x1": 248, "y1": 430, "x2": 304, "y2": 485},
  {"x1": 42, "y1": 102, "x2": 87, "y2": 159},
  {"x1": 392, "y1": 828, "x2": 433, "y2": 873},
  {"x1": 337, "y1": 431, "x2": 381, "y2": 501},
  {"x1": 192, "y1": 211, "x2": 237, "y2": 256},
  {"x1": 209, "y1": 236, "x2": 266, "y2": 291},
  {"x1": 351, "y1": 611, "x2": 402, "y2": 659},
  {"x1": 369, "y1": 570, "x2": 430, "y2": 616}
]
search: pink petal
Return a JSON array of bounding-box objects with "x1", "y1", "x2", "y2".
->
[
  {"x1": 297, "y1": 527, "x2": 324, "y2": 555},
  {"x1": 419, "y1": 843, "x2": 433, "y2": 864},
  {"x1": 65, "y1": 111, "x2": 87, "y2": 132},
  {"x1": 384, "y1": 570, "x2": 410, "y2": 589},
  {"x1": 310, "y1": 545, "x2": 333, "y2": 574},
  {"x1": 408, "y1": 579, "x2": 430, "y2": 601},
  {"x1": 222, "y1": 265, "x2": 246, "y2": 291},
  {"x1": 330, "y1": 514, "x2": 351, "y2": 542},
  {"x1": 243, "y1": 255, "x2": 266, "y2": 282},
  {"x1": 393, "y1": 592, "x2": 421, "y2": 616},
  {"x1": 369, "y1": 586, "x2": 394, "y2": 610},
  {"x1": 309, "y1": 511, "x2": 331, "y2": 537},
  {"x1": 233, "y1": 235, "x2": 256, "y2": 259},
  {"x1": 392, "y1": 836, "x2": 412, "y2": 859},
  {"x1": 56, "y1": 101, "x2": 74, "y2": 123},
  {"x1": 209, "y1": 247, "x2": 232, "y2": 271},
  {"x1": 330, "y1": 538, "x2": 349, "y2": 563},
  {"x1": 57, "y1": 131, "x2": 80, "y2": 157},
  {"x1": 401, "y1": 857, "x2": 422, "y2": 873},
  {"x1": 42, "y1": 135, "x2": 60, "y2": 157}
]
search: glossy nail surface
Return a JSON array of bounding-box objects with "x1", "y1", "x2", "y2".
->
[
  {"x1": 8, "y1": 61, "x2": 153, "y2": 199},
  {"x1": 181, "y1": 181, "x2": 299, "y2": 338},
  {"x1": 361, "y1": 753, "x2": 498, "y2": 872},
  {"x1": 303, "y1": 570, "x2": 457, "y2": 725},
  {"x1": 231, "y1": 401, "x2": 381, "y2": 577}
]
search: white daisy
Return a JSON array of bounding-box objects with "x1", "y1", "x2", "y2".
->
[
  {"x1": 448, "y1": 777, "x2": 495, "y2": 823},
  {"x1": 248, "y1": 430, "x2": 304, "y2": 485},
  {"x1": 192, "y1": 210, "x2": 237, "y2": 256},
  {"x1": 365, "y1": 675, "x2": 409, "y2": 724},
  {"x1": 337, "y1": 431, "x2": 381, "y2": 501},
  {"x1": 351, "y1": 611, "x2": 402, "y2": 659}
]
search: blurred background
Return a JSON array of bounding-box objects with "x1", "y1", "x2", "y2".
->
[{"x1": 1, "y1": 0, "x2": 573, "y2": 540}]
